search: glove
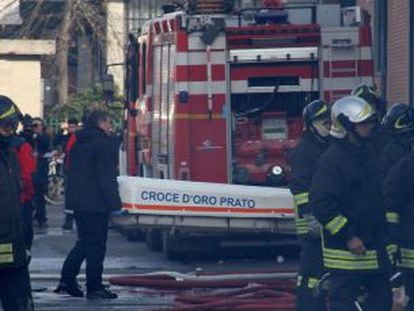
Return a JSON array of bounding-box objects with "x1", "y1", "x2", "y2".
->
[
  {"x1": 304, "y1": 213, "x2": 322, "y2": 238},
  {"x1": 111, "y1": 209, "x2": 128, "y2": 217}
]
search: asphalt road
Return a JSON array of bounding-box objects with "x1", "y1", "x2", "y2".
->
[{"x1": 2, "y1": 204, "x2": 299, "y2": 311}]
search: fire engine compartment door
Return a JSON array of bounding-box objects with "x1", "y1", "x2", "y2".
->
[
  {"x1": 151, "y1": 44, "x2": 176, "y2": 179},
  {"x1": 228, "y1": 54, "x2": 319, "y2": 185}
]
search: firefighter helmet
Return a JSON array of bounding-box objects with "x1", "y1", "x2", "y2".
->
[
  {"x1": 303, "y1": 100, "x2": 331, "y2": 138},
  {"x1": 383, "y1": 103, "x2": 414, "y2": 135},
  {"x1": 330, "y1": 96, "x2": 377, "y2": 139},
  {"x1": 351, "y1": 83, "x2": 387, "y2": 118},
  {"x1": 303, "y1": 100, "x2": 330, "y2": 126},
  {"x1": 0, "y1": 95, "x2": 21, "y2": 130}
]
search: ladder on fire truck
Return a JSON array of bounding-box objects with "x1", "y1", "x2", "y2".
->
[{"x1": 322, "y1": 38, "x2": 363, "y2": 103}]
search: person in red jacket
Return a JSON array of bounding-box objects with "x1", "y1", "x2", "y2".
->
[{"x1": 11, "y1": 135, "x2": 36, "y2": 251}]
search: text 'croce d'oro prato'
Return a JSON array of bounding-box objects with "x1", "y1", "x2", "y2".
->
[{"x1": 140, "y1": 190, "x2": 256, "y2": 208}]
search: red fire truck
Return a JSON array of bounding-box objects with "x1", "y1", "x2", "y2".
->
[
  {"x1": 121, "y1": 0, "x2": 374, "y2": 187},
  {"x1": 116, "y1": 1, "x2": 376, "y2": 258}
]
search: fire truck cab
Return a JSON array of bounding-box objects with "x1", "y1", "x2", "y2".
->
[{"x1": 122, "y1": 1, "x2": 374, "y2": 188}]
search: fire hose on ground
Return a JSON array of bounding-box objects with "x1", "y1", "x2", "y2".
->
[{"x1": 108, "y1": 270, "x2": 298, "y2": 310}]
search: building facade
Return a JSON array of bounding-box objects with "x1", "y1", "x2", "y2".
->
[
  {"x1": 361, "y1": 0, "x2": 413, "y2": 105},
  {"x1": 0, "y1": 40, "x2": 55, "y2": 117}
]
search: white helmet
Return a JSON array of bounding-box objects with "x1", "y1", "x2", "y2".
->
[{"x1": 330, "y1": 96, "x2": 377, "y2": 139}]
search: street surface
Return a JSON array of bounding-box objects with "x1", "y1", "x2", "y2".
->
[{"x1": 3, "y1": 205, "x2": 299, "y2": 311}]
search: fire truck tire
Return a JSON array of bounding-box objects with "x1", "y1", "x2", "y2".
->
[
  {"x1": 145, "y1": 229, "x2": 163, "y2": 252},
  {"x1": 125, "y1": 228, "x2": 145, "y2": 242},
  {"x1": 162, "y1": 232, "x2": 184, "y2": 260}
]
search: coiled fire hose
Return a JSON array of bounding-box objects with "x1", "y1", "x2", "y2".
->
[{"x1": 109, "y1": 270, "x2": 297, "y2": 310}]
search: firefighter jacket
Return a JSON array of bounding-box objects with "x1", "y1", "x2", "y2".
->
[
  {"x1": 370, "y1": 125, "x2": 393, "y2": 156},
  {"x1": 310, "y1": 139, "x2": 392, "y2": 274},
  {"x1": 383, "y1": 152, "x2": 414, "y2": 269},
  {"x1": 378, "y1": 138, "x2": 411, "y2": 181},
  {"x1": 0, "y1": 148, "x2": 27, "y2": 269},
  {"x1": 66, "y1": 127, "x2": 122, "y2": 214},
  {"x1": 289, "y1": 131, "x2": 328, "y2": 239}
]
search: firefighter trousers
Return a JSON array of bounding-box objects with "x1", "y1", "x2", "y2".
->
[
  {"x1": 296, "y1": 239, "x2": 327, "y2": 311},
  {"x1": 329, "y1": 273, "x2": 392, "y2": 311},
  {"x1": 0, "y1": 266, "x2": 33, "y2": 311}
]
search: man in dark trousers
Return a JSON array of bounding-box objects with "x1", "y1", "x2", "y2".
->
[
  {"x1": 289, "y1": 99, "x2": 331, "y2": 311},
  {"x1": 0, "y1": 95, "x2": 33, "y2": 311},
  {"x1": 311, "y1": 96, "x2": 393, "y2": 311},
  {"x1": 55, "y1": 110, "x2": 122, "y2": 299}
]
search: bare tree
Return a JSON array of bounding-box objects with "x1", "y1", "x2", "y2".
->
[{"x1": 3, "y1": 0, "x2": 111, "y2": 106}]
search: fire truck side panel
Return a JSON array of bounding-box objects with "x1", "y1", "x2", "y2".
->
[
  {"x1": 151, "y1": 43, "x2": 177, "y2": 179},
  {"x1": 168, "y1": 45, "x2": 176, "y2": 180},
  {"x1": 135, "y1": 33, "x2": 154, "y2": 177},
  {"x1": 124, "y1": 37, "x2": 139, "y2": 176},
  {"x1": 151, "y1": 45, "x2": 162, "y2": 177},
  {"x1": 320, "y1": 26, "x2": 375, "y2": 102},
  {"x1": 172, "y1": 30, "x2": 229, "y2": 183}
]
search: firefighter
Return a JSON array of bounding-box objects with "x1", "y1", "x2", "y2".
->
[
  {"x1": 379, "y1": 103, "x2": 414, "y2": 180},
  {"x1": 383, "y1": 135, "x2": 414, "y2": 310},
  {"x1": 351, "y1": 83, "x2": 390, "y2": 153},
  {"x1": 289, "y1": 99, "x2": 331, "y2": 311},
  {"x1": 0, "y1": 95, "x2": 33, "y2": 311},
  {"x1": 310, "y1": 95, "x2": 393, "y2": 311}
]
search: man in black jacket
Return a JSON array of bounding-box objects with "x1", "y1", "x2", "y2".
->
[
  {"x1": 311, "y1": 96, "x2": 393, "y2": 311},
  {"x1": 0, "y1": 95, "x2": 33, "y2": 311},
  {"x1": 289, "y1": 99, "x2": 330, "y2": 311},
  {"x1": 55, "y1": 110, "x2": 122, "y2": 300}
]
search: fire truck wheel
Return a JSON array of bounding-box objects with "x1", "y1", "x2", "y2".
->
[
  {"x1": 145, "y1": 229, "x2": 163, "y2": 252},
  {"x1": 162, "y1": 232, "x2": 184, "y2": 260},
  {"x1": 125, "y1": 228, "x2": 145, "y2": 242}
]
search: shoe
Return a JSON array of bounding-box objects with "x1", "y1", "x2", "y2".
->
[
  {"x1": 54, "y1": 282, "x2": 84, "y2": 297},
  {"x1": 86, "y1": 288, "x2": 118, "y2": 300},
  {"x1": 62, "y1": 219, "x2": 73, "y2": 231}
]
